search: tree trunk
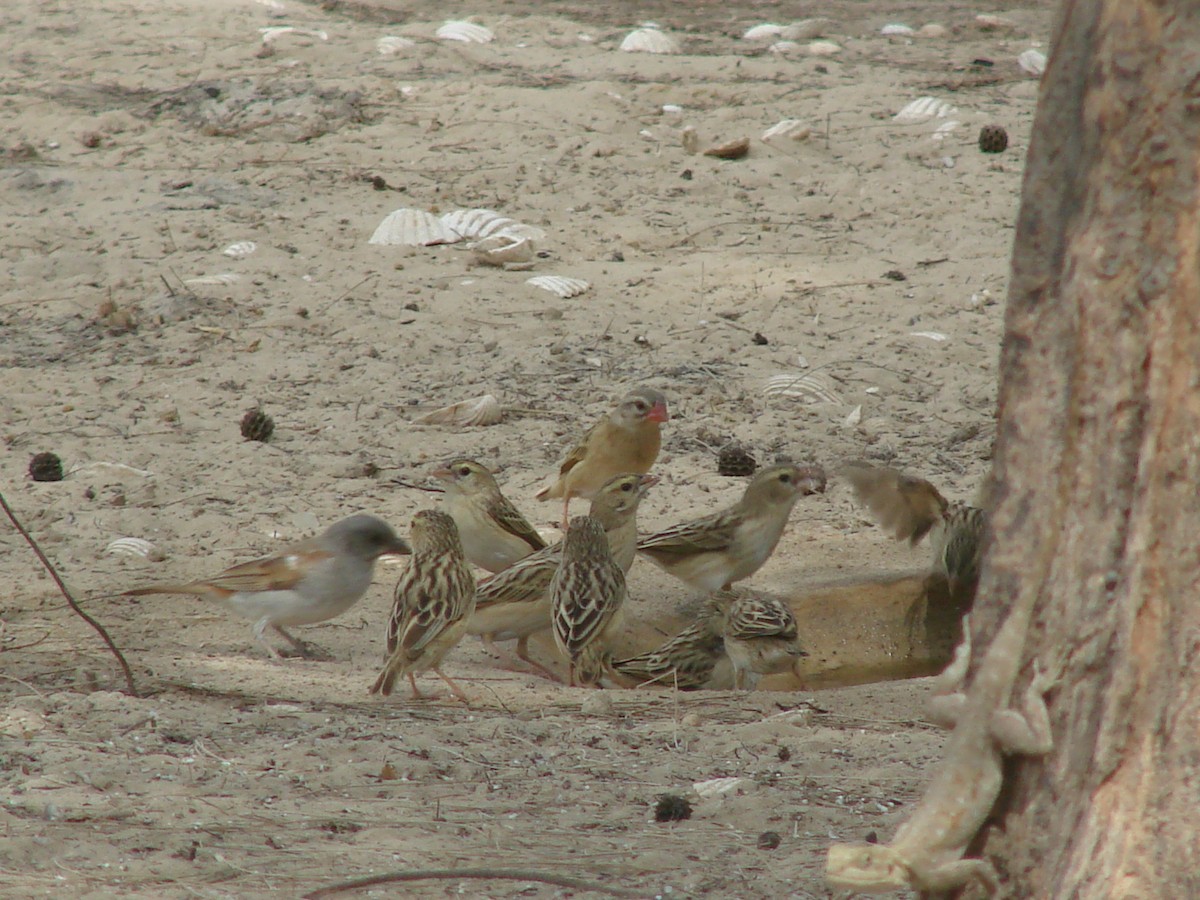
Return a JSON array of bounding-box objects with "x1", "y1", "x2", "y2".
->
[{"x1": 981, "y1": 0, "x2": 1200, "y2": 895}]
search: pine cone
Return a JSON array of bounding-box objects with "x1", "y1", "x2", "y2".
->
[
  {"x1": 29, "y1": 451, "x2": 64, "y2": 482},
  {"x1": 240, "y1": 408, "x2": 274, "y2": 442},
  {"x1": 717, "y1": 442, "x2": 757, "y2": 477},
  {"x1": 978, "y1": 124, "x2": 1008, "y2": 153},
  {"x1": 654, "y1": 794, "x2": 693, "y2": 822}
]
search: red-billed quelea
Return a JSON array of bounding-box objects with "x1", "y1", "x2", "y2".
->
[
  {"x1": 125, "y1": 514, "x2": 410, "y2": 659},
  {"x1": 551, "y1": 515, "x2": 627, "y2": 687},
  {"x1": 433, "y1": 458, "x2": 546, "y2": 573}
]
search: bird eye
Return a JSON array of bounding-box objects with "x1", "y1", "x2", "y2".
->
[
  {"x1": 621, "y1": 482, "x2": 633, "y2": 492},
  {"x1": 458, "y1": 466, "x2": 470, "y2": 476},
  {"x1": 780, "y1": 473, "x2": 792, "y2": 483}
]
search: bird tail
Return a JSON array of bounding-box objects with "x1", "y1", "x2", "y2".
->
[
  {"x1": 124, "y1": 583, "x2": 209, "y2": 598},
  {"x1": 534, "y1": 482, "x2": 560, "y2": 502},
  {"x1": 369, "y1": 662, "x2": 398, "y2": 697}
]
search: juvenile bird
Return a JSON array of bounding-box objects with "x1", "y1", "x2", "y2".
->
[
  {"x1": 535, "y1": 386, "x2": 668, "y2": 528},
  {"x1": 551, "y1": 516, "x2": 627, "y2": 687},
  {"x1": 611, "y1": 597, "x2": 732, "y2": 690},
  {"x1": 637, "y1": 463, "x2": 827, "y2": 592},
  {"x1": 842, "y1": 462, "x2": 987, "y2": 605},
  {"x1": 124, "y1": 514, "x2": 409, "y2": 659},
  {"x1": 467, "y1": 472, "x2": 654, "y2": 676},
  {"x1": 370, "y1": 510, "x2": 476, "y2": 702},
  {"x1": 720, "y1": 592, "x2": 806, "y2": 690},
  {"x1": 433, "y1": 458, "x2": 545, "y2": 573}
]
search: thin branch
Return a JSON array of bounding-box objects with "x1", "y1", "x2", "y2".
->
[
  {"x1": 0, "y1": 490, "x2": 138, "y2": 696},
  {"x1": 303, "y1": 867, "x2": 648, "y2": 899}
]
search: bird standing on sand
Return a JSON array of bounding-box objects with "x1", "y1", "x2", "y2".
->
[
  {"x1": 551, "y1": 516, "x2": 628, "y2": 687},
  {"x1": 433, "y1": 458, "x2": 545, "y2": 573}
]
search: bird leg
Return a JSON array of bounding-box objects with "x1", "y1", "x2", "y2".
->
[
  {"x1": 433, "y1": 667, "x2": 471, "y2": 704},
  {"x1": 252, "y1": 619, "x2": 283, "y2": 660},
  {"x1": 272, "y1": 625, "x2": 330, "y2": 660},
  {"x1": 515, "y1": 636, "x2": 562, "y2": 682},
  {"x1": 407, "y1": 672, "x2": 427, "y2": 700},
  {"x1": 560, "y1": 497, "x2": 571, "y2": 533}
]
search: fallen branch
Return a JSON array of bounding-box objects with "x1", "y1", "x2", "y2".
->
[
  {"x1": 0, "y1": 490, "x2": 138, "y2": 696},
  {"x1": 303, "y1": 867, "x2": 647, "y2": 899}
]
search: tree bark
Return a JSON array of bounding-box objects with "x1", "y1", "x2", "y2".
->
[{"x1": 981, "y1": 0, "x2": 1200, "y2": 896}]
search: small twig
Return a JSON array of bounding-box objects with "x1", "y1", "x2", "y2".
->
[
  {"x1": 0, "y1": 490, "x2": 138, "y2": 696},
  {"x1": 303, "y1": 867, "x2": 647, "y2": 899}
]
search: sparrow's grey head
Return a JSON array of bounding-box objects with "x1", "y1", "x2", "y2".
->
[{"x1": 326, "y1": 514, "x2": 411, "y2": 560}]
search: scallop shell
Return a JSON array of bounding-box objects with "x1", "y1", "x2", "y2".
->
[
  {"x1": 742, "y1": 23, "x2": 785, "y2": 41},
  {"x1": 526, "y1": 275, "x2": 590, "y2": 298},
  {"x1": 893, "y1": 96, "x2": 958, "y2": 124},
  {"x1": 931, "y1": 120, "x2": 960, "y2": 142},
  {"x1": 185, "y1": 272, "x2": 242, "y2": 285},
  {"x1": 471, "y1": 234, "x2": 534, "y2": 267},
  {"x1": 619, "y1": 26, "x2": 680, "y2": 54},
  {"x1": 223, "y1": 240, "x2": 257, "y2": 258},
  {"x1": 881, "y1": 23, "x2": 914, "y2": 36},
  {"x1": 259, "y1": 26, "x2": 328, "y2": 44},
  {"x1": 1018, "y1": 49, "x2": 1046, "y2": 77},
  {"x1": 781, "y1": 19, "x2": 832, "y2": 41},
  {"x1": 369, "y1": 208, "x2": 458, "y2": 246},
  {"x1": 436, "y1": 20, "x2": 494, "y2": 43},
  {"x1": 415, "y1": 394, "x2": 503, "y2": 427},
  {"x1": 764, "y1": 372, "x2": 842, "y2": 404},
  {"x1": 377, "y1": 35, "x2": 416, "y2": 55},
  {"x1": 761, "y1": 119, "x2": 810, "y2": 143},
  {"x1": 704, "y1": 137, "x2": 750, "y2": 160},
  {"x1": 440, "y1": 208, "x2": 546, "y2": 243},
  {"x1": 106, "y1": 537, "x2": 157, "y2": 559}
]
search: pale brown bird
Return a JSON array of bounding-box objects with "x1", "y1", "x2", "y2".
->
[
  {"x1": 535, "y1": 386, "x2": 668, "y2": 528},
  {"x1": 721, "y1": 592, "x2": 806, "y2": 690},
  {"x1": 842, "y1": 462, "x2": 987, "y2": 604},
  {"x1": 551, "y1": 516, "x2": 627, "y2": 687},
  {"x1": 611, "y1": 597, "x2": 732, "y2": 690},
  {"x1": 370, "y1": 510, "x2": 476, "y2": 702},
  {"x1": 467, "y1": 472, "x2": 655, "y2": 676},
  {"x1": 433, "y1": 458, "x2": 546, "y2": 573},
  {"x1": 125, "y1": 514, "x2": 409, "y2": 659},
  {"x1": 637, "y1": 463, "x2": 827, "y2": 592}
]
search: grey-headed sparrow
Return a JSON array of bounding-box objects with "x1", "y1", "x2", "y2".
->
[
  {"x1": 370, "y1": 510, "x2": 476, "y2": 702},
  {"x1": 433, "y1": 458, "x2": 545, "y2": 573},
  {"x1": 551, "y1": 515, "x2": 627, "y2": 687},
  {"x1": 637, "y1": 463, "x2": 827, "y2": 592},
  {"x1": 720, "y1": 591, "x2": 806, "y2": 690},
  {"x1": 611, "y1": 597, "x2": 732, "y2": 690},
  {"x1": 536, "y1": 386, "x2": 668, "y2": 528},
  {"x1": 125, "y1": 514, "x2": 409, "y2": 659}
]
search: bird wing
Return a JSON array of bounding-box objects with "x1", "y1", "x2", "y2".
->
[
  {"x1": 726, "y1": 598, "x2": 798, "y2": 641},
  {"x1": 552, "y1": 561, "x2": 625, "y2": 657},
  {"x1": 554, "y1": 419, "x2": 601, "y2": 478},
  {"x1": 636, "y1": 511, "x2": 737, "y2": 556},
  {"x1": 473, "y1": 547, "x2": 559, "y2": 611},
  {"x1": 613, "y1": 621, "x2": 724, "y2": 688},
  {"x1": 843, "y1": 462, "x2": 948, "y2": 545},
  {"x1": 489, "y1": 497, "x2": 547, "y2": 551}
]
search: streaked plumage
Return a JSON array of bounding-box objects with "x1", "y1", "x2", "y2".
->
[
  {"x1": 611, "y1": 597, "x2": 732, "y2": 690},
  {"x1": 434, "y1": 458, "x2": 545, "y2": 573},
  {"x1": 721, "y1": 592, "x2": 806, "y2": 690},
  {"x1": 637, "y1": 463, "x2": 827, "y2": 592},
  {"x1": 551, "y1": 516, "x2": 627, "y2": 686},
  {"x1": 370, "y1": 510, "x2": 476, "y2": 701},
  {"x1": 536, "y1": 386, "x2": 668, "y2": 528}
]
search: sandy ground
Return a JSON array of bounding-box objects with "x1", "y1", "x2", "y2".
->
[{"x1": 1, "y1": 0, "x2": 1049, "y2": 896}]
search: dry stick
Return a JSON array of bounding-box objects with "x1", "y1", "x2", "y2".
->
[
  {"x1": 0, "y1": 490, "x2": 138, "y2": 697},
  {"x1": 303, "y1": 867, "x2": 647, "y2": 899}
]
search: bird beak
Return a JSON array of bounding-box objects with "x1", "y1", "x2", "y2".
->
[
  {"x1": 797, "y1": 465, "x2": 827, "y2": 495},
  {"x1": 385, "y1": 538, "x2": 412, "y2": 557},
  {"x1": 638, "y1": 473, "x2": 661, "y2": 494},
  {"x1": 646, "y1": 401, "x2": 669, "y2": 423},
  {"x1": 430, "y1": 465, "x2": 454, "y2": 482}
]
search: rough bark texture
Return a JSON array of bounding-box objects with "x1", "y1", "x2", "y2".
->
[{"x1": 981, "y1": 0, "x2": 1200, "y2": 896}]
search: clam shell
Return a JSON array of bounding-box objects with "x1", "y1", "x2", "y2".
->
[
  {"x1": 693, "y1": 777, "x2": 753, "y2": 799},
  {"x1": 259, "y1": 26, "x2": 328, "y2": 44},
  {"x1": 526, "y1": 275, "x2": 590, "y2": 299},
  {"x1": 619, "y1": 26, "x2": 680, "y2": 54},
  {"x1": 436, "y1": 20, "x2": 494, "y2": 43},
  {"x1": 441, "y1": 208, "x2": 547, "y2": 243},
  {"x1": 781, "y1": 18, "x2": 833, "y2": 40},
  {"x1": 106, "y1": 537, "x2": 157, "y2": 559},
  {"x1": 806, "y1": 40, "x2": 841, "y2": 56},
  {"x1": 881, "y1": 23, "x2": 914, "y2": 36},
  {"x1": 919, "y1": 23, "x2": 948, "y2": 38},
  {"x1": 222, "y1": 240, "x2": 257, "y2": 258},
  {"x1": 369, "y1": 208, "x2": 458, "y2": 246},
  {"x1": 704, "y1": 137, "x2": 750, "y2": 160},
  {"x1": 377, "y1": 35, "x2": 416, "y2": 55},
  {"x1": 1018, "y1": 49, "x2": 1047, "y2": 77},
  {"x1": 761, "y1": 119, "x2": 810, "y2": 143},
  {"x1": 742, "y1": 23, "x2": 785, "y2": 41},
  {"x1": 415, "y1": 394, "x2": 503, "y2": 427},
  {"x1": 893, "y1": 96, "x2": 957, "y2": 124},
  {"x1": 764, "y1": 372, "x2": 842, "y2": 404},
  {"x1": 471, "y1": 234, "x2": 534, "y2": 267},
  {"x1": 843, "y1": 405, "x2": 863, "y2": 428},
  {"x1": 931, "y1": 120, "x2": 960, "y2": 142}
]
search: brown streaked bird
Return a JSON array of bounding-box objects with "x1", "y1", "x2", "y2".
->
[
  {"x1": 842, "y1": 462, "x2": 988, "y2": 604},
  {"x1": 611, "y1": 596, "x2": 732, "y2": 690},
  {"x1": 551, "y1": 516, "x2": 627, "y2": 687},
  {"x1": 535, "y1": 386, "x2": 668, "y2": 528},
  {"x1": 721, "y1": 591, "x2": 806, "y2": 690},
  {"x1": 467, "y1": 472, "x2": 655, "y2": 677},
  {"x1": 637, "y1": 463, "x2": 827, "y2": 592},
  {"x1": 370, "y1": 510, "x2": 476, "y2": 702},
  {"x1": 124, "y1": 514, "x2": 409, "y2": 659},
  {"x1": 433, "y1": 458, "x2": 546, "y2": 573}
]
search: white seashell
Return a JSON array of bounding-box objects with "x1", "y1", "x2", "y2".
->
[
  {"x1": 259, "y1": 26, "x2": 328, "y2": 44},
  {"x1": 440, "y1": 208, "x2": 547, "y2": 243},
  {"x1": 71, "y1": 461, "x2": 154, "y2": 478},
  {"x1": 471, "y1": 234, "x2": 534, "y2": 267},
  {"x1": 693, "y1": 777, "x2": 753, "y2": 799},
  {"x1": 619, "y1": 26, "x2": 680, "y2": 54},
  {"x1": 764, "y1": 372, "x2": 842, "y2": 404},
  {"x1": 910, "y1": 331, "x2": 949, "y2": 342},
  {"x1": 894, "y1": 96, "x2": 957, "y2": 124},
  {"x1": 843, "y1": 405, "x2": 863, "y2": 428},
  {"x1": 222, "y1": 240, "x2": 257, "y2": 259},
  {"x1": 768, "y1": 40, "x2": 802, "y2": 56},
  {"x1": 185, "y1": 273, "x2": 242, "y2": 285},
  {"x1": 1018, "y1": 49, "x2": 1047, "y2": 77},
  {"x1": 919, "y1": 23, "x2": 948, "y2": 38},
  {"x1": 526, "y1": 275, "x2": 590, "y2": 299},
  {"x1": 436, "y1": 20, "x2": 494, "y2": 43},
  {"x1": 369, "y1": 208, "x2": 458, "y2": 246},
  {"x1": 662, "y1": 104, "x2": 683, "y2": 115},
  {"x1": 377, "y1": 35, "x2": 416, "y2": 55},
  {"x1": 931, "y1": 120, "x2": 960, "y2": 142},
  {"x1": 781, "y1": 19, "x2": 833, "y2": 41},
  {"x1": 743, "y1": 23, "x2": 785, "y2": 41},
  {"x1": 807, "y1": 40, "x2": 841, "y2": 56},
  {"x1": 762, "y1": 119, "x2": 810, "y2": 142},
  {"x1": 415, "y1": 394, "x2": 503, "y2": 427},
  {"x1": 881, "y1": 23, "x2": 914, "y2": 36},
  {"x1": 106, "y1": 537, "x2": 157, "y2": 559}
]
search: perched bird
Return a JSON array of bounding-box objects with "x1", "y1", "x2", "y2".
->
[
  {"x1": 551, "y1": 516, "x2": 627, "y2": 687},
  {"x1": 433, "y1": 458, "x2": 546, "y2": 573},
  {"x1": 637, "y1": 463, "x2": 827, "y2": 592},
  {"x1": 124, "y1": 514, "x2": 409, "y2": 659},
  {"x1": 535, "y1": 386, "x2": 668, "y2": 528},
  {"x1": 467, "y1": 472, "x2": 655, "y2": 676},
  {"x1": 842, "y1": 462, "x2": 988, "y2": 605},
  {"x1": 720, "y1": 592, "x2": 806, "y2": 690},
  {"x1": 370, "y1": 510, "x2": 476, "y2": 702},
  {"x1": 611, "y1": 597, "x2": 732, "y2": 690}
]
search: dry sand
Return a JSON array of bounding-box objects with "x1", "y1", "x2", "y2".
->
[{"x1": 1, "y1": 0, "x2": 1049, "y2": 895}]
